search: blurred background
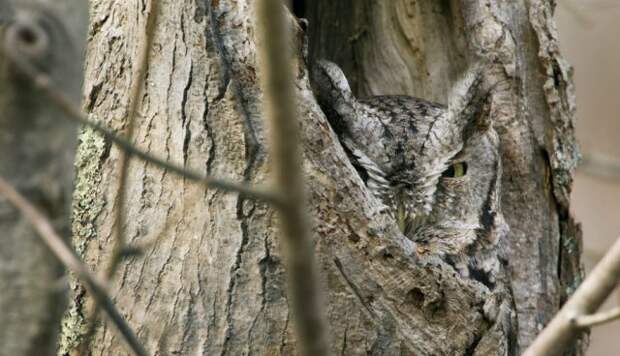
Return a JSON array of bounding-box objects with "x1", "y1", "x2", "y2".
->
[{"x1": 556, "y1": 1, "x2": 620, "y2": 354}]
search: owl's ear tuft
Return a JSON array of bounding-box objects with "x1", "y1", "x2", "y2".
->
[
  {"x1": 446, "y1": 64, "x2": 487, "y2": 122},
  {"x1": 311, "y1": 60, "x2": 354, "y2": 105}
]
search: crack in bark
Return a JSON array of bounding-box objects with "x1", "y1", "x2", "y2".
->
[
  {"x1": 333, "y1": 257, "x2": 375, "y2": 318},
  {"x1": 220, "y1": 205, "x2": 251, "y2": 356},
  {"x1": 202, "y1": 77, "x2": 216, "y2": 180},
  {"x1": 143, "y1": 210, "x2": 184, "y2": 316},
  {"x1": 205, "y1": 3, "x2": 231, "y2": 102},
  {"x1": 182, "y1": 64, "x2": 194, "y2": 165},
  {"x1": 279, "y1": 310, "x2": 290, "y2": 355},
  {"x1": 181, "y1": 286, "x2": 199, "y2": 354},
  {"x1": 247, "y1": 233, "x2": 271, "y2": 355},
  {"x1": 132, "y1": 201, "x2": 173, "y2": 293},
  {"x1": 206, "y1": 0, "x2": 265, "y2": 182}
]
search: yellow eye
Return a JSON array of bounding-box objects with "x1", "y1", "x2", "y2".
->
[{"x1": 442, "y1": 162, "x2": 467, "y2": 178}]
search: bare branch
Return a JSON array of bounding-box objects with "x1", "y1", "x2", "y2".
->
[
  {"x1": 72, "y1": 2, "x2": 161, "y2": 353},
  {"x1": 2, "y1": 44, "x2": 283, "y2": 206},
  {"x1": 579, "y1": 151, "x2": 620, "y2": 182},
  {"x1": 256, "y1": 1, "x2": 329, "y2": 356},
  {"x1": 524, "y1": 236, "x2": 620, "y2": 356},
  {"x1": 109, "y1": 0, "x2": 158, "y2": 281},
  {"x1": 559, "y1": 0, "x2": 594, "y2": 28},
  {"x1": 0, "y1": 176, "x2": 149, "y2": 356},
  {"x1": 571, "y1": 306, "x2": 620, "y2": 328}
]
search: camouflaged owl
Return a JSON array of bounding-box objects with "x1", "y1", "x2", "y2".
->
[{"x1": 311, "y1": 60, "x2": 509, "y2": 286}]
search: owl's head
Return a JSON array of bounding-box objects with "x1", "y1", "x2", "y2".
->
[
  {"x1": 407, "y1": 124, "x2": 504, "y2": 255},
  {"x1": 312, "y1": 60, "x2": 505, "y2": 259}
]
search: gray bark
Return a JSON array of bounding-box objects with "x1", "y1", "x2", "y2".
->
[
  {"x1": 0, "y1": 1, "x2": 86, "y2": 355},
  {"x1": 61, "y1": 0, "x2": 584, "y2": 355}
]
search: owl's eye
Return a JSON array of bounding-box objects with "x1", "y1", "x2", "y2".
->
[{"x1": 442, "y1": 162, "x2": 468, "y2": 178}]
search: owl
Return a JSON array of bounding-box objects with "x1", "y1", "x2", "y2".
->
[{"x1": 311, "y1": 60, "x2": 508, "y2": 286}]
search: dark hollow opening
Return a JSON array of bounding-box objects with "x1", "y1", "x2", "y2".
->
[{"x1": 292, "y1": 0, "x2": 305, "y2": 18}]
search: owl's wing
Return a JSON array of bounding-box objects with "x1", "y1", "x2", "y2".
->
[{"x1": 341, "y1": 137, "x2": 391, "y2": 205}]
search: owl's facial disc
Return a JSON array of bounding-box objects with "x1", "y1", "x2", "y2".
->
[
  {"x1": 396, "y1": 159, "x2": 470, "y2": 236},
  {"x1": 408, "y1": 130, "x2": 503, "y2": 257}
]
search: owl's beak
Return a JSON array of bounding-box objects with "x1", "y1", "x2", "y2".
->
[
  {"x1": 396, "y1": 203, "x2": 407, "y2": 233},
  {"x1": 395, "y1": 188, "x2": 430, "y2": 237},
  {"x1": 397, "y1": 207, "x2": 428, "y2": 238},
  {"x1": 406, "y1": 212, "x2": 428, "y2": 236}
]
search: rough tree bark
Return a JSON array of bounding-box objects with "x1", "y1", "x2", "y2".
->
[
  {"x1": 0, "y1": 1, "x2": 86, "y2": 355},
  {"x1": 61, "y1": 0, "x2": 583, "y2": 355}
]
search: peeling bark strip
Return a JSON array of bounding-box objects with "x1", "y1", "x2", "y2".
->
[
  {"x1": 62, "y1": 0, "x2": 582, "y2": 355},
  {"x1": 0, "y1": 1, "x2": 85, "y2": 355}
]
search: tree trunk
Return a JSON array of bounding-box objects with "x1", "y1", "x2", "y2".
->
[
  {"x1": 0, "y1": 1, "x2": 86, "y2": 355},
  {"x1": 305, "y1": 0, "x2": 585, "y2": 354},
  {"x1": 62, "y1": 0, "x2": 584, "y2": 355}
]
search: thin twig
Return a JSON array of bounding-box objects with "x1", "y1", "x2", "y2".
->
[
  {"x1": 524, "y1": 236, "x2": 620, "y2": 356},
  {"x1": 571, "y1": 306, "x2": 620, "y2": 328},
  {"x1": 74, "y1": 1, "x2": 161, "y2": 353},
  {"x1": 579, "y1": 151, "x2": 620, "y2": 183},
  {"x1": 109, "y1": 0, "x2": 158, "y2": 284},
  {"x1": 256, "y1": 1, "x2": 329, "y2": 356},
  {"x1": 0, "y1": 176, "x2": 149, "y2": 356},
  {"x1": 2, "y1": 46, "x2": 284, "y2": 206},
  {"x1": 559, "y1": 0, "x2": 594, "y2": 28}
]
